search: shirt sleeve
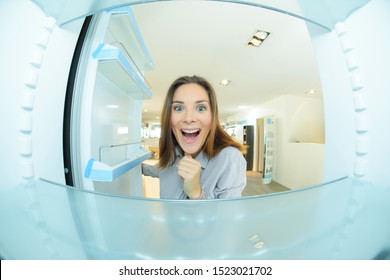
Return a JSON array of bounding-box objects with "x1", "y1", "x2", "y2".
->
[
  {"x1": 213, "y1": 148, "x2": 247, "y2": 199},
  {"x1": 141, "y1": 163, "x2": 160, "y2": 178}
]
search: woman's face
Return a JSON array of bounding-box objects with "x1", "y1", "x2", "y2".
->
[{"x1": 171, "y1": 83, "x2": 212, "y2": 157}]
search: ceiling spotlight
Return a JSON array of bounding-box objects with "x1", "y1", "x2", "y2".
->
[
  {"x1": 219, "y1": 79, "x2": 231, "y2": 86},
  {"x1": 246, "y1": 29, "x2": 270, "y2": 47},
  {"x1": 305, "y1": 89, "x2": 317, "y2": 95},
  {"x1": 247, "y1": 38, "x2": 261, "y2": 47},
  {"x1": 253, "y1": 30, "x2": 269, "y2": 40}
]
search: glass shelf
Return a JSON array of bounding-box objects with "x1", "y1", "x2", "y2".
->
[
  {"x1": 106, "y1": 6, "x2": 154, "y2": 72},
  {"x1": 84, "y1": 144, "x2": 151, "y2": 182},
  {"x1": 2, "y1": 176, "x2": 390, "y2": 260},
  {"x1": 93, "y1": 43, "x2": 152, "y2": 100}
]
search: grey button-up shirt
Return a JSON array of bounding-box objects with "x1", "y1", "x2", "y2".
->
[{"x1": 142, "y1": 146, "x2": 247, "y2": 199}]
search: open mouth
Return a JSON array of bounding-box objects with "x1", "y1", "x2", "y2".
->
[{"x1": 181, "y1": 129, "x2": 200, "y2": 143}]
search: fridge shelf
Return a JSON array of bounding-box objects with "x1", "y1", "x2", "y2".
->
[
  {"x1": 106, "y1": 6, "x2": 154, "y2": 72},
  {"x1": 93, "y1": 43, "x2": 152, "y2": 100},
  {"x1": 84, "y1": 145, "x2": 151, "y2": 182}
]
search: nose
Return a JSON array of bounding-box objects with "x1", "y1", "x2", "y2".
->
[{"x1": 184, "y1": 109, "x2": 196, "y2": 123}]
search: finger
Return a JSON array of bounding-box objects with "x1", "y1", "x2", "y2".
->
[
  {"x1": 178, "y1": 163, "x2": 200, "y2": 177},
  {"x1": 181, "y1": 155, "x2": 200, "y2": 165},
  {"x1": 178, "y1": 169, "x2": 193, "y2": 182},
  {"x1": 178, "y1": 157, "x2": 198, "y2": 169},
  {"x1": 177, "y1": 164, "x2": 194, "y2": 176},
  {"x1": 178, "y1": 160, "x2": 198, "y2": 175},
  {"x1": 178, "y1": 159, "x2": 194, "y2": 169}
]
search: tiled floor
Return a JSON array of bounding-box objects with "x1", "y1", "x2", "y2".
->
[{"x1": 242, "y1": 171, "x2": 290, "y2": 196}]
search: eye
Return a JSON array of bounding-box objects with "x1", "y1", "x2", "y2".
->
[
  {"x1": 173, "y1": 105, "x2": 184, "y2": 111},
  {"x1": 196, "y1": 105, "x2": 207, "y2": 112}
]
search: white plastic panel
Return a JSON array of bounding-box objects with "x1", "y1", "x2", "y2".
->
[
  {"x1": 31, "y1": 0, "x2": 370, "y2": 29},
  {"x1": 69, "y1": 7, "x2": 153, "y2": 195}
]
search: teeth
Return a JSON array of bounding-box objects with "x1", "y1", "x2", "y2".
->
[{"x1": 182, "y1": 129, "x2": 199, "y2": 134}]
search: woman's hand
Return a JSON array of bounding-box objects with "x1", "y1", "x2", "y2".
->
[{"x1": 177, "y1": 153, "x2": 202, "y2": 199}]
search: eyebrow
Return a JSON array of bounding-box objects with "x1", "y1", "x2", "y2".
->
[{"x1": 172, "y1": 100, "x2": 210, "y2": 104}]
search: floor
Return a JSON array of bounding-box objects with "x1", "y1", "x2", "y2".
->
[
  {"x1": 142, "y1": 158, "x2": 290, "y2": 198},
  {"x1": 242, "y1": 171, "x2": 290, "y2": 196}
]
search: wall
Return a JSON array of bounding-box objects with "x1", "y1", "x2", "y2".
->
[
  {"x1": 227, "y1": 94, "x2": 325, "y2": 189},
  {"x1": 287, "y1": 98, "x2": 325, "y2": 143}
]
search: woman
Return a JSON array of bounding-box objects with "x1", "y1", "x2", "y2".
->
[{"x1": 142, "y1": 75, "x2": 247, "y2": 199}]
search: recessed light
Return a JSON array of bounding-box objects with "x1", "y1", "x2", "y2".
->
[
  {"x1": 117, "y1": 126, "x2": 128, "y2": 135},
  {"x1": 305, "y1": 89, "x2": 317, "y2": 95},
  {"x1": 247, "y1": 38, "x2": 261, "y2": 47},
  {"x1": 253, "y1": 30, "x2": 269, "y2": 40},
  {"x1": 219, "y1": 79, "x2": 231, "y2": 87},
  {"x1": 246, "y1": 30, "x2": 270, "y2": 47}
]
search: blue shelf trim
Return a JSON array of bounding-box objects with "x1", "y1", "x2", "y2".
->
[{"x1": 84, "y1": 146, "x2": 151, "y2": 182}]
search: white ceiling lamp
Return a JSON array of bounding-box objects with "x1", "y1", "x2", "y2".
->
[
  {"x1": 305, "y1": 89, "x2": 317, "y2": 95},
  {"x1": 219, "y1": 79, "x2": 231, "y2": 87},
  {"x1": 247, "y1": 30, "x2": 270, "y2": 47},
  {"x1": 247, "y1": 38, "x2": 261, "y2": 47}
]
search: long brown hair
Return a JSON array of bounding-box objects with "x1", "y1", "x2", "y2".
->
[{"x1": 158, "y1": 75, "x2": 246, "y2": 168}]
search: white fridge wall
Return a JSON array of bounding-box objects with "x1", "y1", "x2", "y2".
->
[
  {"x1": 1, "y1": 0, "x2": 390, "y2": 260},
  {"x1": 1, "y1": 0, "x2": 380, "y2": 190},
  {"x1": 91, "y1": 72, "x2": 143, "y2": 196},
  {"x1": 0, "y1": 0, "x2": 83, "y2": 188},
  {"x1": 345, "y1": 0, "x2": 390, "y2": 185}
]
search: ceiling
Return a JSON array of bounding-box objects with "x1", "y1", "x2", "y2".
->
[{"x1": 130, "y1": 1, "x2": 324, "y2": 124}]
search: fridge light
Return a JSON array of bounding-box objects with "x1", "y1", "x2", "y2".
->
[
  {"x1": 107, "y1": 104, "x2": 119, "y2": 109},
  {"x1": 117, "y1": 126, "x2": 128, "y2": 135}
]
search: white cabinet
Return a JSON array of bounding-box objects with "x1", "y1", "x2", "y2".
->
[{"x1": 262, "y1": 117, "x2": 275, "y2": 184}]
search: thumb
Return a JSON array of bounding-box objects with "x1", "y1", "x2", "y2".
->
[{"x1": 184, "y1": 152, "x2": 192, "y2": 158}]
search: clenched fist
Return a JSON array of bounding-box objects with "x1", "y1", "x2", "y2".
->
[{"x1": 177, "y1": 153, "x2": 202, "y2": 199}]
